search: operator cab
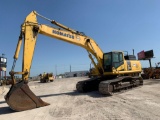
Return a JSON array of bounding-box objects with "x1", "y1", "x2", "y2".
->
[
  {"x1": 103, "y1": 51, "x2": 124, "y2": 72},
  {"x1": 103, "y1": 51, "x2": 136, "y2": 72}
]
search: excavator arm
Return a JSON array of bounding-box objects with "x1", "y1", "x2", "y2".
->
[{"x1": 5, "y1": 11, "x2": 104, "y2": 111}]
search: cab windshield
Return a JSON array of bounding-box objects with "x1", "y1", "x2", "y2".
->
[{"x1": 103, "y1": 52, "x2": 123, "y2": 72}]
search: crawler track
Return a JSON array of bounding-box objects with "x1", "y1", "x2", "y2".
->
[
  {"x1": 76, "y1": 76, "x2": 143, "y2": 95},
  {"x1": 99, "y1": 76, "x2": 143, "y2": 95}
]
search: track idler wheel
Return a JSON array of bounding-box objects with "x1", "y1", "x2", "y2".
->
[{"x1": 5, "y1": 81, "x2": 49, "y2": 111}]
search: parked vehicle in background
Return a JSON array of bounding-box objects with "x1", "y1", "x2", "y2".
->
[{"x1": 39, "y1": 72, "x2": 54, "y2": 83}]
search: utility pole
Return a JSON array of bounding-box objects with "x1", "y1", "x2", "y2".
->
[
  {"x1": 70, "y1": 65, "x2": 71, "y2": 72},
  {"x1": 55, "y1": 65, "x2": 57, "y2": 76}
]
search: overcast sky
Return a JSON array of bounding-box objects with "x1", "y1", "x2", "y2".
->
[{"x1": 0, "y1": 0, "x2": 160, "y2": 76}]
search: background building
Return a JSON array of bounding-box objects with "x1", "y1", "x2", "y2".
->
[{"x1": 64, "y1": 70, "x2": 89, "y2": 78}]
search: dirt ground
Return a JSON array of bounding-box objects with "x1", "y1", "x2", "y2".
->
[{"x1": 0, "y1": 77, "x2": 160, "y2": 120}]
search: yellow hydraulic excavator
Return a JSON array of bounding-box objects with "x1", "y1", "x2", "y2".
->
[{"x1": 5, "y1": 11, "x2": 143, "y2": 111}]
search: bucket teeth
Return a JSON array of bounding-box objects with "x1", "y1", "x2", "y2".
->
[{"x1": 5, "y1": 81, "x2": 49, "y2": 111}]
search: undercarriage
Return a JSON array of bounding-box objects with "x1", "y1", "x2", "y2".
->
[{"x1": 76, "y1": 76, "x2": 143, "y2": 95}]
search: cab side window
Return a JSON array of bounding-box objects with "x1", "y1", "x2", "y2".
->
[{"x1": 119, "y1": 53, "x2": 123, "y2": 62}]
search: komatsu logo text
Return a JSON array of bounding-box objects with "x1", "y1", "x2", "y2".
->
[{"x1": 52, "y1": 30, "x2": 74, "y2": 39}]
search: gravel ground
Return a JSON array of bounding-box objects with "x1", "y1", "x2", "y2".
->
[{"x1": 0, "y1": 77, "x2": 160, "y2": 120}]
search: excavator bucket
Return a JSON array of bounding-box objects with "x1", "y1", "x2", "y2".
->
[{"x1": 5, "y1": 80, "x2": 50, "y2": 111}]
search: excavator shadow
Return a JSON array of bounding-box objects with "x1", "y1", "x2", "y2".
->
[
  {"x1": 38, "y1": 90, "x2": 106, "y2": 98},
  {"x1": 0, "y1": 100, "x2": 6, "y2": 104},
  {"x1": 0, "y1": 90, "x2": 108, "y2": 114},
  {"x1": 0, "y1": 106, "x2": 15, "y2": 114},
  {"x1": 0, "y1": 100, "x2": 15, "y2": 114}
]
